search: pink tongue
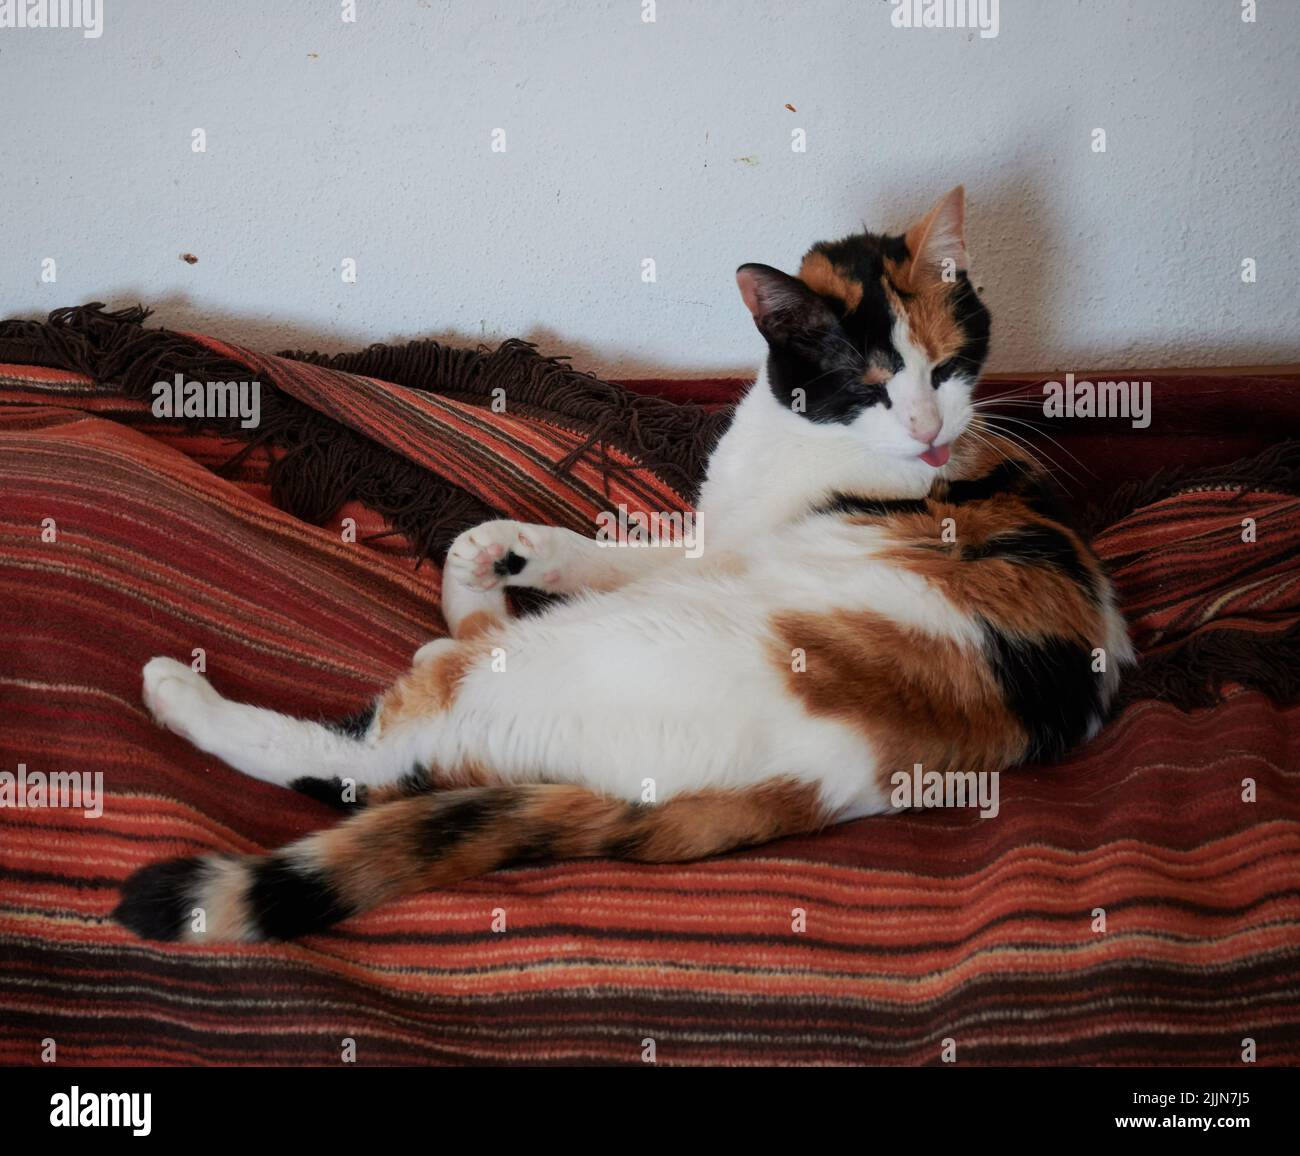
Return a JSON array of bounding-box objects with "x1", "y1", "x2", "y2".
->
[{"x1": 920, "y1": 444, "x2": 950, "y2": 468}]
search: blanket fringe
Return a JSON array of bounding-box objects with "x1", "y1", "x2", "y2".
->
[
  {"x1": 1083, "y1": 439, "x2": 1300, "y2": 535},
  {"x1": 1088, "y1": 439, "x2": 1300, "y2": 710},
  {"x1": 281, "y1": 337, "x2": 728, "y2": 495},
  {"x1": 0, "y1": 303, "x2": 730, "y2": 564},
  {"x1": 1117, "y1": 622, "x2": 1300, "y2": 712}
]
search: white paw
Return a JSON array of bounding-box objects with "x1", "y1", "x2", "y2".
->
[
  {"x1": 445, "y1": 520, "x2": 552, "y2": 592},
  {"x1": 142, "y1": 657, "x2": 221, "y2": 742}
]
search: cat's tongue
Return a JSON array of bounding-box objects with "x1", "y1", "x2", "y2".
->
[{"x1": 920, "y1": 444, "x2": 951, "y2": 468}]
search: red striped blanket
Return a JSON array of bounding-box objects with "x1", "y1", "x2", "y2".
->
[{"x1": 0, "y1": 306, "x2": 1297, "y2": 1065}]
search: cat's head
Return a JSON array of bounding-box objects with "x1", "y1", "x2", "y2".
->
[{"x1": 737, "y1": 186, "x2": 989, "y2": 469}]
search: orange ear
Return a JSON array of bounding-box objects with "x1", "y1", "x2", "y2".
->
[{"x1": 902, "y1": 186, "x2": 967, "y2": 288}]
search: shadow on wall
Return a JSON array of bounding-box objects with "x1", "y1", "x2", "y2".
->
[
  {"x1": 8, "y1": 288, "x2": 757, "y2": 379},
  {"x1": 10, "y1": 289, "x2": 762, "y2": 380},
  {"x1": 10, "y1": 174, "x2": 1299, "y2": 381}
]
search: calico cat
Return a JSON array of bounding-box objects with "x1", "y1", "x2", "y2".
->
[{"x1": 114, "y1": 186, "x2": 1133, "y2": 943}]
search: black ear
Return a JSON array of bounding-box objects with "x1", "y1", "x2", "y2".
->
[{"x1": 736, "y1": 263, "x2": 838, "y2": 345}]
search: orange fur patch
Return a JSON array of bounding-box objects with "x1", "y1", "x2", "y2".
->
[
  {"x1": 455, "y1": 610, "x2": 504, "y2": 641},
  {"x1": 774, "y1": 609, "x2": 1028, "y2": 790},
  {"x1": 376, "y1": 644, "x2": 476, "y2": 735},
  {"x1": 895, "y1": 186, "x2": 966, "y2": 292},
  {"x1": 881, "y1": 272, "x2": 965, "y2": 364},
  {"x1": 871, "y1": 494, "x2": 1102, "y2": 641},
  {"x1": 946, "y1": 423, "x2": 1020, "y2": 479},
  {"x1": 611, "y1": 779, "x2": 827, "y2": 860},
  {"x1": 799, "y1": 251, "x2": 863, "y2": 313}
]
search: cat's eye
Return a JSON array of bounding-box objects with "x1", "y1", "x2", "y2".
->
[{"x1": 931, "y1": 360, "x2": 956, "y2": 388}]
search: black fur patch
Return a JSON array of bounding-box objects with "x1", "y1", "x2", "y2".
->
[
  {"x1": 246, "y1": 859, "x2": 353, "y2": 941},
  {"x1": 603, "y1": 832, "x2": 647, "y2": 860},
  {"x1": 935, "y1": 275, "x2": 991, "y2": 383},
  {"x1": 420, "y1": 790, "x2": 520, "y2": 860},
  {"x1": 980, "y1": 623, "x2": 1102, "y2": 761},
  {"x1": 293, "y1": 767, "x2": 435, "y2": 811},
  {"x1": 499, "y1": 832, "x2": 558, "y2": 869},
  {"x1": 1018, "y1": 480, "x2": 1074, "y2": 524},
  {"x1": 815, "y1": 493, "x2": 929, "y2": 518},
  {"x1": 112, "y1": 856, "x2": 208, "y2": 942},
  {"x1": 602, "y1": 803, "x2": 651, "y2": 860},
  {"x1": 331, "y1": 703, "x2": 376, "y2": 739},
  {"x1": 376, "y1": 767, "x2": 439, "y2": 805},
  {"x1": 963, "y1": 524, "x2": 1097, "y2": 599},
  {"x1": 943, "y1": 460, "x2": 1031, "y2": 505},
  {"x1": 291, "y1": 775, "x2": 367, "y2": 811},
  {"x1": 494, "y1": 549, "x2": 528, "y2": 578}
]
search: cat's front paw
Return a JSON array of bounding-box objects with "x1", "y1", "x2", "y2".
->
[
  {"x1": 142, "y1": 657, "x2": 220, "y2": 741},
  {"x1": 445, "y1": 520, "x2": 551, "y2": 591}
]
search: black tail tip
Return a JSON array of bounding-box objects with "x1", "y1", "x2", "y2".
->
[
  {"x1": 112, "y1": 856, "x2": 207, "y2": 942},
  {"x1": 290, "y1": 775, "x2": 367, "y2": 811}
]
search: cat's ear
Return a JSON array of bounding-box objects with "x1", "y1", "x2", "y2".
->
[
  {"x1": 736, "y1": 263, "x2": 838, "y2": 344},
  {"x1": 901, "y1": 185, "x2": 967, "y2": 288}
]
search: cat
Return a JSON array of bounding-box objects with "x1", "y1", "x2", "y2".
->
[{"x1": 114, "y1": 186, "x2": 1133, "y2": 943}]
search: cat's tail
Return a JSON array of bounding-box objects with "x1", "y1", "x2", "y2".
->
[{"x1": 112, "y1": 779, "x2": 828, "y2": 943}]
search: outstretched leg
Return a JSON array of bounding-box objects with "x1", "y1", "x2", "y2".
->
[{"x1": 141, "y1": 657, "x2": 424, "y2": 791}]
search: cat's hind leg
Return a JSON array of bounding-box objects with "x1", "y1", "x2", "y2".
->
[{"x1": 141, "y1": 657, "x2": 417, "y2": 792}]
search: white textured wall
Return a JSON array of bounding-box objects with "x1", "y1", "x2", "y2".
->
[{"x1": 2, "y1": 0, "x2": 1297, "y2": 376}]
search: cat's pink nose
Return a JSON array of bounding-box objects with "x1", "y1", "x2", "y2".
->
[{"x1": 913, "y1": 423, "x2": 942, "y2": 446}]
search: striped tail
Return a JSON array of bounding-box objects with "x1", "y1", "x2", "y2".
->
[{"x1": 113, "y1": 780, "x2": 827, "y2": 943}]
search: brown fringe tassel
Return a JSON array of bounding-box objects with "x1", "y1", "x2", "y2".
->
[
  {"x1": 1117, "y1": 623, "x2": 1300, "y2": 713},
  {"x1": 280, "y1": 337, "x2": 728, "y2": 494},
  {"x1": 1093, "y1": 439, "x2": 1300, "y2": 711},
  {"x1": 0, "y1": 303, "x2": 730, "y2": 565},
  {"x1": 1083, "y1": 439, "x2": 1300, "y2": 535}
]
